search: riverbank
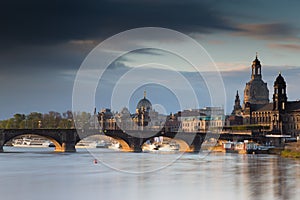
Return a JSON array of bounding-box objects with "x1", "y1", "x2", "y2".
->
[{"x1": 281, "y1": 142, "x2": 300, "y2": 158}]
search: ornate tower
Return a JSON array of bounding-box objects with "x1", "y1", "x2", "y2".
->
[
  {"x1": 231, "y1": 90, "x2": 242, "y2": 116},
  {"x1": 243, "y1": 54, "x2": 269, "y2": 107},
  {"x1": 273, "y1": 73, "x2": 287, "y2": 111}
]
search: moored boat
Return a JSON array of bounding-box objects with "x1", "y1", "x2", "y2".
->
[
  {"x1": 12, "y1": 137, "x2": 54, "y2": 148},
  {"x1": 108, "y1": 142, "x2": 121, "y2": 150},
  {"x1": 157, "y1": 142, "x2": 180, "y2": 152},
  {"x1": 222, "y1": 140, "x2": 274, "y2": 154}
]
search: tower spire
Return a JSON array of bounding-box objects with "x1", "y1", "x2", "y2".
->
[
  {"x1": 232, "y1": 90, "x2": 242, "y2": 115},
  {"x1": 144, "y1": 90, "x2": 146, "y2": 99}
]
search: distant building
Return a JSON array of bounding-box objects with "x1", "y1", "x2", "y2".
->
[
  {"x1": 98, "y1": 92, "x2": 224, "y2": 132},
  {"x1": 243, "y1": 54, "x2": 269, "y2": 107},
  {"x1": 99, "y1": 91, "x2": 165, "y2": 131},
  {"x1": 178, "y1": 107, "x2": 225, "y2": 132},
  {"x1": 229, "y1": 54, "x2": 300, "y2": 137}
]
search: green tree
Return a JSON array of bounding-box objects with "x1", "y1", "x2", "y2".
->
[
  {"x1": 13, "y1": 114, "x2": 25, "y2": 128},
  {"x1": 27, "y1": 112, "x2": 43, "y2": 128}
]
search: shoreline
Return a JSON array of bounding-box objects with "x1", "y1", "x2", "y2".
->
[{"x1": 281, "y1": 142, "x2": 300, "y2": 158}]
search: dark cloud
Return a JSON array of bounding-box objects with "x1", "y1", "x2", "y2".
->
[{"x1": 0, "y1": 0, "x2": 238, "y2": 48}]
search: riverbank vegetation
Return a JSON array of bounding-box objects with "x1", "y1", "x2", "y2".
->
[
  {"x1": 281, "y1": 149, "x2": 300, "y2": 158},
  {"x1": 281, "y1": 142, "x2": 300, "y2": 158},
  {"x1": 0, "y1": 111, "x2": 94, "y2": 129}
]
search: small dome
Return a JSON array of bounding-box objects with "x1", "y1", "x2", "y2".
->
[
  {"x1": 136, "y1": 91, "x2": 152, "y2": 111},
  {"x1": 137, "y1": 97, "x2": 152, "y2": 111},
  {"x1": 274, "y1": 73, "x2": 286, "y2": 85}
]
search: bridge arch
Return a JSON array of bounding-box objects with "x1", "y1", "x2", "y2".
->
[
  {"x1": 75, "y1": 134, "x2": 133, "y2": 151},
  {"x1": 3, "y1": 133, "x2": 62, "y2": 152}
]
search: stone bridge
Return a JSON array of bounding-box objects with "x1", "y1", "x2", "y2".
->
[{"x1": 0, "y1": 128, "x2": 253, "y2": 152}]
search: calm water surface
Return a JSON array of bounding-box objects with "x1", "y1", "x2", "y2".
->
[{"x1": 1, "y1": 147, "x2": 300, "y2": 200}]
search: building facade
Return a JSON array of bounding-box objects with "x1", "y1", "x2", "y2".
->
[
  {"x1": 179, "y1": 107, "x2": 225, "y2": 132},
  {"x1": 230, "y1": 55, "x2": 300, "y2": 137}
]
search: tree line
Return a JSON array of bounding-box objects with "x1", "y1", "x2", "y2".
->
[{"x1": 0, "y1": 111, "x2": 96, "y2": 129}]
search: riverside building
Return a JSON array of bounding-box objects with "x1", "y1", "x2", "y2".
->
[{"x1": 229, "y1": 54, "x2": 300, "y2": 138}]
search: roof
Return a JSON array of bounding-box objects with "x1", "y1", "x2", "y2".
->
[
  {"x1": 250, "y1": 101, "x2": 300, "y2": 112},
  {"x1": 136, "y1": 97, "x2": 152, "y2": 110},
  {"x1": 252, "y1": 103, "x2": 273, "y2": 112},
  {"x1": 274, "y1": 73, "x2": 286, "y2": 85},
  {"x1": 287, "y1": 101, "x2": 300, "y2": 111}
]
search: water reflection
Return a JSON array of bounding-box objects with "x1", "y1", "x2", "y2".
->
[{"x1": 0, "y1": 148, "x2": 299, "y2": 200}]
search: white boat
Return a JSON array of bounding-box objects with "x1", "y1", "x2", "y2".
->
[
  {"x1": 96, "y1": 140, "x2": 110, "y2": 148},
  {"x1": 142, "y1": 143, "x2": 159, "y2": 152},
  {"x1": 12, "y1": 137, "x2": 54, "y2": 148},
  {"x1": 157, "y1": 142, "x2": 180, "y2": 152},
  {"x1": 75, "y1": 141, "x2": 98, "y2": 148},
  {"x1": 108, "y1": 142, "x2": 121, "y2": 150}
]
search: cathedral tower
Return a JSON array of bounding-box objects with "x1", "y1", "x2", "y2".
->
[
  {"x1": 273, "y1": 72, "x2": 287, "y2": 111},
  {"x1": 231, "y1": 90, "x2": 242, "y2": 116},
  {"x1": 243, "y1": 54, "x2": 269, "y2": 107}
]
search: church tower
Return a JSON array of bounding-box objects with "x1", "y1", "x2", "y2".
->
[
  {"x1": 243, "y1": 54, "x2": 269, "y2": 107},
  {"x1": 273, "y1": 73, "x2": 287, "y2": 111},
  {"x1": 231, "y1": 90, "x2": 242, "y2": 116}
]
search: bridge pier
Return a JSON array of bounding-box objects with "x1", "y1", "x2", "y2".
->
[
  {"x1": 127, "y1": 137, "x2": 143, "y2": 152},
  {"x1": 190, "y1": 134, "x2": 205, "y2": 153},
  {"x1": 55, "y1": 130, "x2": 77, "y2": 152},
  {"x1": 54, "y1": 142, "x2": 76, "y2": 152},
  {"x1": 62, "y1": 142, "x2": 76, "y2": 152},
  {"x1": 130, "y1": 145, "x2": 143, "y2": 152},
  {"x1": 0, "y1": 132, "x2": 4, "y2": 152}
]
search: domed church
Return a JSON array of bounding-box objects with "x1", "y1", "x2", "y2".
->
[
  {"x1": 243, "y1": 54, "x2": 269, "y2": 107},
  {"x1": 135, "y1": 91, "x2": 153, "y2": 127},
  {"x1": 136, "y1": 91, "x2": 152, "y2": 112},
  {"x1": 230, "y1": 54, "x2": 300, "y2": 137}
]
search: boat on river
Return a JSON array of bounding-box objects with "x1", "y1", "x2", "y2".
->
[
  {"x1": 96, "y1": 140, "x2": 110, "y2": 148},
  {"x1": 12, "y1": 137, "x2": 54, "y2": 148},
  {"x1": 142, "y1": 140, "x2": 179, "y2": 152},
  {"x1": 156, "y1": 142, "x2": 180, "y2": 152},
  {"x1": 223, "y1": 141, "x2": 274, "y2": 154},
  {"x1": 108, "y1": 142, "x2": 121, "y2": 150},
  {"x1": 142, "y1": 143, "x2": 159, "y2": 152}
]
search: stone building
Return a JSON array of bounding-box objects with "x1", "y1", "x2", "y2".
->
[
  {"x1": 230, "y1": 55, "x2": 300, "y2": 137},
  {"x1": 243, "y1": 54, "x2": 269, "y2": 107},
  {"x1": 100, "y1": 91, "x2": 165, "y2": 131},
  {"x1": 178, "y1": 107, "x2": 224, "y2": 132},
  {"x1": 134, "y1": 91, "x2": 152, "y2": 127}
]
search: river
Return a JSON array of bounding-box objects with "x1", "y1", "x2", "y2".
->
[{"x1": 0, "y1": 147, "x2": 299, "y2": 200}]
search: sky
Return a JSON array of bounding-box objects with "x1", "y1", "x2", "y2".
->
[{"x1": 1, "y1": 0, "x2": 300, "y2": 119}]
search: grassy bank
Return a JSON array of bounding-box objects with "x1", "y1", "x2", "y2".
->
[
  {"x1": 282, "y1": 142, "x2": 300, "y2": 158},
  {"x1": 281, "y1": 149, "x2": 300, "y2": 158}
]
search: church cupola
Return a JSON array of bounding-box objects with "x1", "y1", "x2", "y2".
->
[
  {"x1": 243, "y1": 53, "x2": 269, "y2": 106},
  {"x1": 273, "y1": 72, "x2": 287, "y2": 111},
  {"x1": 251, "y1": 53, "x2": 262, "y2": 79}
]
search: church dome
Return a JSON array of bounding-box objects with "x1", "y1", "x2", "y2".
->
[
  {"x1": 274, "y1": 73, "x2": 286, "y2": 86},
  {"x1": 136, "y1": 91, "x2": 152, "y2": 111},
  {"x1": 243, "y1": 54, "x2": 269, "y2": 106}
]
